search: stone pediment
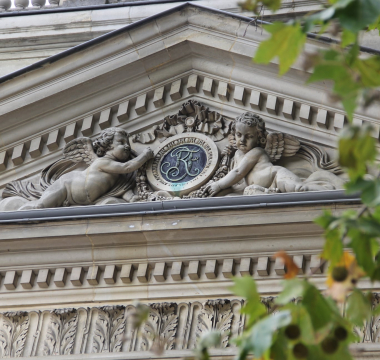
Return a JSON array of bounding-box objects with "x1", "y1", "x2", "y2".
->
[{"x1": 0, "y1": 2, "x2": 379, "y2": 195}]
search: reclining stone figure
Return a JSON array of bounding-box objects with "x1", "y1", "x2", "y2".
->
[
  {"x1": 1, "y1": 127, "x2": 153, "y2": 210},
  {"x1": 204, "y1": 112, "x2": 344, "y2": 197}
]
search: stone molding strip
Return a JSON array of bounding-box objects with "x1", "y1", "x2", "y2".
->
[
  {"x1": 0, "y1": 73, "x2": 376, "y2": 175},
  {"x1": 1, "y1": 295, "x2": 380, "y2": 357},
  {"x1": 0, "y1": 254, "x2": 325, "y2": 293}
]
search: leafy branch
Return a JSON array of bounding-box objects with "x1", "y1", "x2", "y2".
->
[
  {"x1": 193, "y1": 1, "x2": 380, "y2": 359},
  {"x1": 244, "y1": 0, "x2": 380, "y2": 120}
]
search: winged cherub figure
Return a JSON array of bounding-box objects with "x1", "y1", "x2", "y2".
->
[
  {"x1": 204, "y1": 112, "x2": 344, "y2": 197},
  {"x1": 24, "y1": 128, "x2": 153, "y2": 209}
]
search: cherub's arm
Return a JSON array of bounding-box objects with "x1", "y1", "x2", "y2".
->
[
  {"x1": 205, "y1": 149, "x2": 261, "y2": 196},
  {"x1": 98, "y1": 148, "x2": 154, "y2": 174}
]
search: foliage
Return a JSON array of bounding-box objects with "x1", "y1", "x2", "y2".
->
[
  {"x1": 194, "y1": 1, "x2": 380, "y2": 359},
  {"x1": 249, "y1": 0, "x2": 380, "y2": 120}
]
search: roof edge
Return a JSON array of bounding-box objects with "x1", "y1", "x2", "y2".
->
[
  {"x1": 1, "y1": 2, "x2": 379, "y2": 86},
  {"x1": 0, "y1": 191, "x2": 360, "y2": 224}
]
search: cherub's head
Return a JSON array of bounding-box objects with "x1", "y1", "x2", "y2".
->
[
  {"x1": 93, "y1": 127, "x2": 131, "y2": 161},
  {"x1": 231, "y1": 112, "x2": 267, "y2": 153}
]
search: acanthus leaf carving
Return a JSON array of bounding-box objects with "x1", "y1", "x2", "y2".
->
[
  {"x1": 43, "y1": 308, "x2": 78, "y2": 356},
  {"x1": 196, "y1": 300, "x2": 233, "y2": 348},
  {"x1": 141, "y1": 303, "x2": 178, "y2": 352},
  {"x1": 0, "y1": 312, "x2": 29, "y2": 357},
  {"x1": 92, "y1": 306, "x2": 125, "y2": 353}
]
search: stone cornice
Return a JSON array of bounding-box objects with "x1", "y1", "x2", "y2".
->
[{"x1": 0, "y1": 199, "x2": 362, "y2": 308}]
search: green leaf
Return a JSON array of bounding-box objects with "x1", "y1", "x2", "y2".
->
[
  {"x1": 230, "y1": 277, "x2": 267, "y2": 327},
  {"x1": 341, "y1": 29, "x2": 357, "y2": 47},
  {"x1": 338, "y1": 125, "x2": 376, "y2": 178},
  {"x1": 346, "y1": 42, "x2": 360, "y2": 66},
  {"x1": 355, "y1": 56, "x2": 380, "y2": 87},
  {"x1": 314, "y1": 210, "x2": 336, "y2": 229},
  {"x1": 361, "y1": 179, "x2": 380, "y2": 207},
  {"x1": 346, "y1": 289, "x2": 372, "y2": 326},
  {"x1": 302, "y1": 283, "x2": 332, "y2": 331},
  {"x1": 335, "y1": 0, "x2": 380, "y2": 33},
  {"x1": 198, "y1": 330, "x2": 221, "y2": 349},
  {"x1": 345, "y1": 177, "x2": 372, "y2": 194},
  {"x1": 348, "y1": 230, "x2": 376, "y2": 275},
  {"x1": 368, "y1": 15, "x2": 380, "y2": 35},
  {"x1": 307, "y1": 62, "x2": 359, "y2": 121},
  {"x1": 356, "y1": 218, "x2": 380, "y2": 237},
  {"x1": 269, "y1": 332, "x2": 288, "y2": 360},
  {"x1": 254, "y1": 22, "x2": 306, "y2": 75},
  {"x1": 275, "y1": 279, "x2": 307, "y2": 305},
  {"x1": 287, "y1": 303, "x2": 315, "y2": 344},
  {"x1": 321, "y1": 228, "x2": 343, "y2": 268},
  {"x1": 230, "y1": 276, "x2": 260, "y2": 300},
  {"x1": 241, "y1": 310, "x2": 292, "y2": 358}
]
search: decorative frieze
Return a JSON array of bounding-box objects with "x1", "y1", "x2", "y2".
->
[
  {"x1": 0, "y1": 301, "x2": 242, "y2": 357},
  {"x1": 0, "y1": 295, "x2": 377, "y2": 357}
]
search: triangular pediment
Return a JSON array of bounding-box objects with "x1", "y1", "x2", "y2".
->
[{"x1": 0, "y1": 2, "x2": 379, "y2": 190}]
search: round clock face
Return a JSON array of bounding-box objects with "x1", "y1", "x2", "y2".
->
[{"x1": 146, "y1": 133, "x2": 220, "y2": 196}]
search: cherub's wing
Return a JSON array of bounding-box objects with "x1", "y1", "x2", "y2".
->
[
  {"x1": 63, "y1": 137, "x2": 98, "y2": 165},
  {"x1": 265, "y1": 132, "x2": 300, "y2": 162}
]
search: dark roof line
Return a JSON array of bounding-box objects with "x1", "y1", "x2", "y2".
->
[
  {"x1": 0, "y1": 0, "x2": 194, "y2": 16},
  {"x1": 0, "y1": 191, "x2": 359, "y2": 223},
  {"x1": 0, "y1": 1, "x2": 379, "y2": 86},
  {"x1": 0, "y1": 1, "x2": 190, "y2": 85}
]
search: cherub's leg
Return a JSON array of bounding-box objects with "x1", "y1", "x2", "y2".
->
[
  {"x1": 272, "y1": 166, "x2": 304, "y2": 193},
  {"x1": 35, "y1": 180, "x2": 68, "y2": 209}
]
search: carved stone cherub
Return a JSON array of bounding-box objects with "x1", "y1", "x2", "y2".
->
[
  {"x1": 20, "y1": 127, "x2": 153, "y2": 209},
  {"x1": 205, "y1": 112, "x2": 344, "y2": 196}
]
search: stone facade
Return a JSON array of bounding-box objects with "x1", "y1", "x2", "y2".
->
[{"x1": 0, "y1": 1, "x2": 380, "y2": 359}]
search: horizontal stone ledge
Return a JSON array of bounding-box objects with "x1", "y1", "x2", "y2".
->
[
  {"x1": 23, "y1": 349, "x2": 239, "y2": 360},
  {"x1": 16, "y1": 346, "x2": 380, "y2": 360},
  {"x1": 0, "y1": 190, "x2": 359, "y2": 224}
]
